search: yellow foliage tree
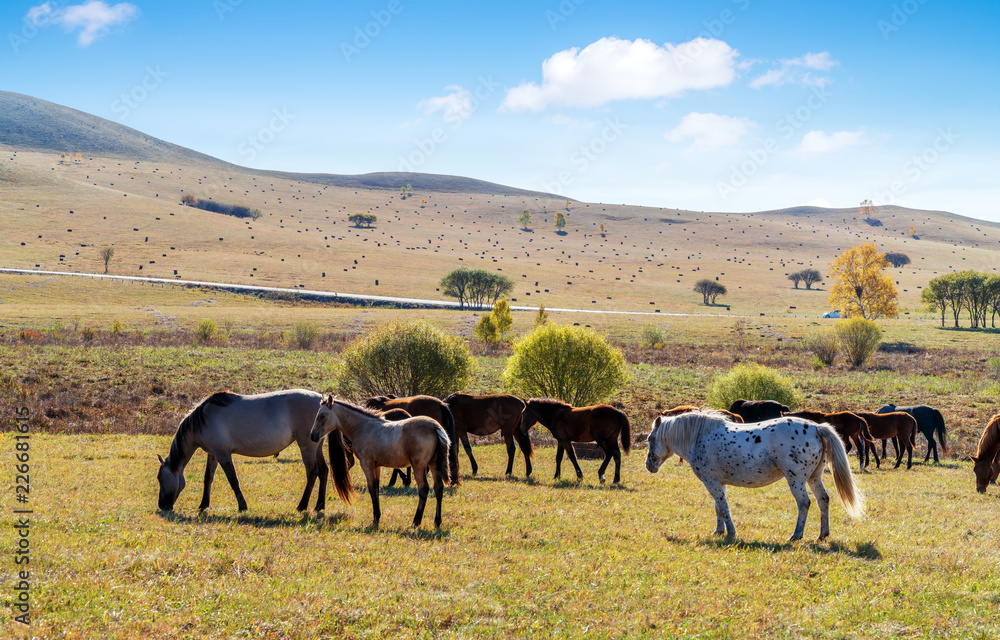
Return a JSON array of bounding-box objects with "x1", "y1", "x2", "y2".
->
[{"x1": 828, "y1": 243, "x2": 898, "y2": 319}]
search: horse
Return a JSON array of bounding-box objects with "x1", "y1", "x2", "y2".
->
[
  {"x1": 340, "y1": 408, "x2": 415, "y2": 488},
  {"x1": 520, "y1": 398, "x2": 630, "y2": 484},
  {"x1": 365, "y1": 395, "x2": 460, "y2": 484},
  {"x1": 645, "y1": 412, "x2": 864, "y2": 541},
  {"x1": 972, "y1": 414, "x2": 1000, "y2": 493},
  {"x1": 663, "y1": 405, "x2": 744, "y2": 422},
  {"x1": 784, "y1": 410, "x2": 875, "y2": 471},
  {"x1": 729, "y1": 399, "x2": 790, "y2": 423},
  {"x1": 876, "y1": 404, "x2": 948, "y2": 463},
  {"x1": 444, "y1": 393, "x2": 533, "y2": 477},
  {"x1": 856, "y1": 411, "x2": 916, "y2": 470},
  {"x1": 310, "y1": 396, "x2": 451, "y2": 528},
  {"x1": 156, "y1": 389, "x2": 353, "y2": 513}
]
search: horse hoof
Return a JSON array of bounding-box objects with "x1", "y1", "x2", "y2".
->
[
  {"x1": 789, "y1": 534, "x2": 803, "y2": 542},
  {"x1": 599, "y1": 475, "x2": 606, "y2": 484}
]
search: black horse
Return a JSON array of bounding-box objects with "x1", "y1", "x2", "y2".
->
[
  {"x1": 729, "y1": 399, "x2": 790, "y2": 423},
  {"x1": 876, "y1": 404, "x2": 948, "y2": 463}
]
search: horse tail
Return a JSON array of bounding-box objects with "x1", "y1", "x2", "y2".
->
[
  {"x1": 818, "y1": 424, "x2": 864, "y2": 519},
  {"x1": 434, "y1": 424, "x2": 452, "y2": 486},
  {"x1": 514, "y1": 412, "x2": 534, "y2": 459},
  {"x1": 326, "y1": 431, "x2": 354, "y2": 504},
  {"x1": 439, "y1": 405, "x2": 460, "y2": 485},
  {"x1": 619, "y1": 410, "x2": 632, "y2": 454},
  {"x1": 935, "y1": 410, "x2": 948, "y2": 454}
]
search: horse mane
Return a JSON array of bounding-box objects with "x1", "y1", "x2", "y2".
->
[
  {"x1": 975, "y1": 415, "x2": 1000, "y2": 460},
  {"x1": 168, "y1": 391, "x2": 238, "y2": 469},
  {"x1": 333, "y1": 399, "x2": 386, "y2": 421},
  {"x1": 529, "y1": 398, "x2": 571, "y2": 409},
  {"x1": 658, "y1": 411, "x2": 726, "y2": 454}
]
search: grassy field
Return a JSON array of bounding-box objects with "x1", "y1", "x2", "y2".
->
[{"x1": 2, "y1": 434, "x2": 997, "y2": 639}]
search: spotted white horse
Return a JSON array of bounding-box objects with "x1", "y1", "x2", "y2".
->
[{"x1": 645, "y1": 411, "x2": 864, "y2": 541}]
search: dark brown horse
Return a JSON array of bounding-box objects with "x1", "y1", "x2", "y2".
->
[
  {"x1": 856, "y1": 411, "x2": 916, "y2": 470},
  {"x1": 729, "y1": 399, "x2": 790, "y2": 423},
  {"x1": 972, "y1": 414, "x2": 1000, "y2": 493},
  {"x1": 521, "y1": 398, "x2": 631, "y2": 484},
  {"x1": 365, "y1": 395, "x2": 460, "y2": 485},
  {"x1": 784, "y1": 410, "x2": 876, "y2": 471},
  {"x1": 445, "y1": 393, "x2": 533, "y2": 477}
]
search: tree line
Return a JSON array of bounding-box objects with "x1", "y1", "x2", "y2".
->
[
  {"x1": 181, "y1": 194, "x2": 262, "y2": 220},
  {"x1": 922, "y1": 271, "x2": 1000, "y2": 328},
  {"x1": 440, "y1": 267, "x2": 514, "y2": 310}
]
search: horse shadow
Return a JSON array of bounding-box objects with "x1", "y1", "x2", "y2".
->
[
  {"x1": 465, "y1": 474, "x2": 538, "y2": 486},
  {"x1": 549, "y1": 478, "x2": 637, "y2": 492},
  {"x1": 352, "y1": 524, "x2": 452, "y2": 540},
  {"x1": 664, "y1": 534, "x2": 882, "y2": 560},
  {"x1": 158, "y1": 509, "x2": 347, "y2": 529}
]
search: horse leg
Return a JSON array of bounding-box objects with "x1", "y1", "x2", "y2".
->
[
  {"x1": 906, "y1": 437, "x2": 914, "y2": 470},
  {"x1": 806, "y1": 473, "x2": 831, "y2": 541},
  {"x1": 432, "y1": 461, "x2": 445, "y2": 528},
  {"x1": 611, "y1": 443, "x2": 622, "y2": 484},
  {"x1": 893, "y1": 436, "x2": 904, "y2": 469},
  {"x1": 701, "y1": 477, "x2": 735, "y2": 537},
  {"x1": 503, "y1": 432, "x2": 516, "y2": 476},
  {"x1": 786, "y1": 479, "x2": 812, "y2": 541},
  {"x1": 597, "y1": 442, "x2": 613, "y2": 484},
  {"x1": 925, "y1": 435, "x2": 936, "y2": 464},
  {"x1": 216, "y1": 453, "x2": 248, "y2": 512},
  {"x1": 363, "y1": 465, "x2": 381, "y2": 528},
  {"x1": 563, "y1": 442, "x2": 584, "y2": 481},
  {"x1": 198, "y1": 454, "x2": 218, "y2": 511},
  {"x1": 313, "y1": 447, "x2": 329, "y2": 512},
  {"x1": 459, "y1": 431, "x2": 478, "y2": 476},
  {"x1": 554, "y1": 444, "x2": 564, "y2": 480},
  {"x1": 412, "y1": 463, "x2": 430, "y2": 528},
  {"x1": 295, "y1": 443, "x2": 322, "y2": 512},
  {"x1": 388, "y1": 468, "x2": 400, "y2": 487}
]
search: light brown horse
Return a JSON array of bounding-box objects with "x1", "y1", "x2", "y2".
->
[
  {"x1": 340, "y1": 408, "x2": 415, "y2": 488},
  {"x1": 521, "y1": 398, "x2": 631, "y2": 484},
  {"x1": 366, "y1": 395, "x2": 460, "y2": 485},
  {"x1": 156, "y1": 389, "x2": 353, "y2": 513},
  {"x1": 972, "y1": 414, "x2": 1000, "y2": 493},
  {"x1": 445, "y1": 393, "x2": 533, "y2": 477},
  {"x1": 856, "y1": 411, "x2": 916, "y2": 470},
  {"x1": 311, "y1": 397, "x2": 451, "y2": 529},
  {"x1": 785, "y1": 410, "x2": 876, "y2": 471}
]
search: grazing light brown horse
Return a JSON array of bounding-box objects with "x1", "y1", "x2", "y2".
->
[
  {"x1": 445, "y1": 393, "x2": 533, "y2": 477},
  {"x1": 521, "y1": 398, "x2": 631, "y2": 484},
  {"x1": 366, "y1": 395, "x2": 460, "y2": 485},
  {"x1": 785, "y1": 410, "x2": 876, "y2": 471},
  {"x1": 156, "y1": 389, "x2": 353, "y2": 513},
  {"x1": 310, "y1": 397, "x2": 451, "y2": 528},
  {"x1": 972, "y1": 414, "x2": 1000, "y2": 493},
  {"x1": 856, "y1": 411, "x2": 916, "y2": 470}
]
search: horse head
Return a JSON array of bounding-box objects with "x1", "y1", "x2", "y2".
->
[
  {"x1": 310, "y1": 395, "x2": 341, "y2": 442},
  {"x1": 971, "y1": 455, "x2": 993, "y2": 494},
  {"x1": 156, "y1": 453, "x2": 185, "y2": 511},
  {"x1": 519, "y1": 404, "x2": 539, "y2": 435},
  {"x1": 645, "y1": 415, "x2": 673, "y2": 473},
  {"x1": 876, "y1": 403, "x2": 896, "y2": 414}
]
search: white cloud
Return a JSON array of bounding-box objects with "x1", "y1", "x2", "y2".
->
[
  {"x1": 25, "y1": 1, "x2": 139, "y2": 46},
  {"x1": 500, "y1": 36, "x2": 739, "y2": 112},
  {"x1": 666, "y1": 112, "x2": 755, "y2": 151},
  {"x1": 795, "y1": 129, "x2": 868, "y2": 155},
  {"x1": 750, "y1": 51, "x2": 837, "y2": 89},
  {"x1": 418, "y1": 86, "x2": 475, "y2": 123}
]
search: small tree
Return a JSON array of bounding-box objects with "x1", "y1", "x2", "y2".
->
[
  {"x1": 789, "y1": 271, "x2": 803, "y2": 289},
  {"x1": 554, "y1": 211, "x2": 567, "y2": 232},
  {"x1": 441, "y1": 267, "x2": 473, "y2": 310},
  {"x1": 100, "y1": 247, "x2": 115, "y2": 273},
  {"x1": 909, "y1": 225, "x2": 918, "y2": 238},
  {"x1": 641, "y1": 324, "x2": 666, "y2": 349},
  {"x1": 249, "y1": 208, "x2": 263, "y2": 221},
  {"x1": 921, "y1": 274, "x2": 954, "y2": 327},
  {"x1": 535, "y1": 305, "x2": 549, "y2": 327},
  {"x1": 806, "y1": 330, "x2": 839, "y2": 367},
  {"x1": 196, "y1": 319, "x2": 218, "y2": 344},
  {"x1": 884, "y1": 252, "x2": 911, "y2": 268},
  {"x1": 694, "y1": 279, "x2": 726, "y2": 305},
  {"x1": 709, "y1": 282, "x2": 727, "y2": 304},
  {"x1": 400, "y1": 183, "x2": 412, "y2": 199},
  {"x1": 835, "y1": 317, "x2": 882, "y2": 368},
  {"x1": 338, "y1": 320, "x2": 475, "y2": 398},
  {"x1": 474, "y1": 314, "x2": 499, "y2": 354},
  {"x1": 181, "y1": 194, "x2": 198, "y2": 206},
  {"x1": 828, "y1": 243, "x2": 898, "y2": 320},
  {"x1": 292, "y1": 322, "x2": 320, "y2": 349},
  {"x1": 492, "y1": 298, "x2": 513, "y2": 342},
  {"x1": 348, "y1": 213, "x2": 376, "y2": 227},
  {"x1": 419, "y1": 199, "x2": 426, "y2": 208},
  {"x1": 599, "y1": 223, "x2": 606, "y2": 236},
  {"x1": 801, "y1": 268, "x2": 822, "y2": 290},
  {"x1": 518, "y1": 210, "x2": 532, "y2": 230},
  {"x1": 706, "y1": 363, "x2": 800, "y2": 410},
  {"x1": 502, "y1": 324, "x2": 629, "y2": 406}
]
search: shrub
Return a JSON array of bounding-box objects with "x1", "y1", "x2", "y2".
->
[
  {"x1": 502, "y1": 324, "x2": 629, "y2": 406},
  {"x1": 110, "y1": 320, "x2": 125, "y2": 336},
  {"x1": 640, "y1": 324, "x2": 666, "y2": 349},
  {"x1": 806, "y1": 330, "x2": 839, "y2": 366},
  {"x1": 81, "y1": 327, "x2": 96, "y2": 342},
  {"x1": 836, "y1": 317, "x2": 882, "y2": 368},
  {"x1": 338, "y1": 320, "x2": 474, "y2": 398},
  {"x1": 196, "y1": 319, "x2": 218, "y2": 344},
  {"x1": 293, "y1": 322, "x2": 320, "y2": 350},
  {"x1": 706, "y1": 363, "x2": 800, "y2": 410},
  {"x1": 18, "y1": 329, "x2": 42, "y2": 342}
]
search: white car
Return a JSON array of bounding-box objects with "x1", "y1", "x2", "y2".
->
[{"x1": 822, "y1": 310, "x2": 841, "y2": 319}]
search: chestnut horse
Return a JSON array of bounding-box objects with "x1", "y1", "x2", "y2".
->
[
  {"x1": 520, "y1": 398, "x2": 631, "y2": 484},
  {"x1": 856, "y1": 411, "x2": 916, "y2": 470},
  {"x1": 366, "y1": 395, "x2": 460, "y2": 485},
  {"x1": 972, "y1": 414, "x2": 1000, "y2": 493},
  {"x1": 784, "y1": 410, "x2": 875, "y2": 471},
  {"x1": 310, "y1": 397, "x2": 451, "y2": 528},
  {"x1": 444, "y1": 393, "x2": 533, "y2": 477}
]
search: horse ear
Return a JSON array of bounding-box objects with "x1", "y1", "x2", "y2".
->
[
  {"x1": 653, "y1": 416, "x2": 662, "y2": 428},
  {"x1": 970, "y1": 455, "x2": 979, "y2": 462},
  {"x1": 157, "y1": 454, "x2": 165, "y2": 465}
]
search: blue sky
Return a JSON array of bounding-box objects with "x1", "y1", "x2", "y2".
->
[{"x1": 2, "y1": 0, "x2": 998, "y2": 221}]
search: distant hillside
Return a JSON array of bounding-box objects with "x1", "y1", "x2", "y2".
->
[{"x1": 0, "y1": 90, "x2": 559, "y2": 198}]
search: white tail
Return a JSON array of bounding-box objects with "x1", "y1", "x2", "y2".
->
[{"x1": 819, "y1": 424, "x2": 864, "y2": 519}]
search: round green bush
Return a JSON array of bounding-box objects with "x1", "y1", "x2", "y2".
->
[
  {"x1": 706, "y1": 362, "x2": 800, "y2": 410},
  {"x1": 338, "y1": 320, "x2": 474, "y2": 398},
  {"x1": 835, "y1": 317, "x2": 883, "y2": 368},
  {"x1": 502, "y1": 324, "x2": 629, "y2": 406}
]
